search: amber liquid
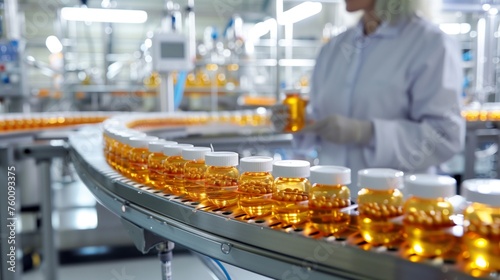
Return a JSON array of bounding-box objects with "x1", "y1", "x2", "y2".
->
[
  {"x1": 119, "y1": 143, "x2": 133, "y2": 175},
  {"x1": 403, "y1": 197, "x2": 455, "y2": 257},
  {"x1": 238, "y1": 172, "x2": 274, "y2": 217},
  {"x1": 103, "y1": 134, "x2": 111, "y2": 165},
  {"x1": 205, "y1": 166, "x2": 239, "y2": 208},
  {"x1": 163, "y1": 156, "x2": 188, "y2": 194},
  {"x1": 283, "y1": 93, "x2": 306, "y2": 132},
  {"x1": 183, "y1": 160, "x2": 207, "y2": 201},
  {"x1": 357, "y1": 188, "x2": 404, "y2": 245},
  {"x1": 462, "y1": 110, "x2": 479, "y2": 122},
  {"x1": 462, "y1": 203, "x2": 500, "y2": 276},
  {"x1": 104, "y1": 136, "x2": 117, "y2": 169},
  {"x1": 238, "y1": 195, "x2": 274, "y2": 217},
  {"x1": 0, "y1": 119, "x2": 6, "y2": 131},
  {"x1": 309, "y1": 184, "x2": 351, "y2": 234},
  {"x1": 272, "y1": 178, "x2": 310, "y2": 225},
  {"x1": 128, "y1": 147, "x2": 150, "y2": 184},
  {"x1": 111, "y1": 141, "x2": 123, "y2": 171},
  {"x1": 148, "y1": 152, "x2": 167, "y2": 189},
  {"x1": 489, "y1": 110, "x2": 500, "y2": 121}
]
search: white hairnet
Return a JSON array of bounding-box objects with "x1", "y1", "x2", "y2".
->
[{"x1": 375, "y1": 0, "x2": 442, "y2": 23}]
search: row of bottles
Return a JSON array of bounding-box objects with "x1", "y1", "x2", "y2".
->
[
  {"x1": 184, "y1": 64, "x2": 240, "y2": 89},
  {"x1": 462, "y1": 103, "x2": 500, "y2": 122},
  {"x1": 101, "y1": 128, "x2": 500, "y2": 275},
  {"x1": 356, "y1": 170, "x2": 500, "y2": 277},
  {"x1": 122, "y1": 110, "x2": 269, "y2": 129},
  {"x1": 145, "y1": 65, "x2": 240, "y2": 91},
  {"x1": 0, "y1": 112, "x2": 111, "y2": 131},
  {"x1": 0, "y1": 109, "x2": 271, "y2": 133},
  {"x1": 102, "y1": 125, "x2": 500, "y2": 277}
]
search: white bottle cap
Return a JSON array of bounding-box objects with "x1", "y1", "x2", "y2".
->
[
  {"x1": 148, "y1": 141, "x2": 178, "y2": 152},
  {"x1": 205, "y1": 152, "x2": 239, "y2": 167},
  {"x1": 240, "y1": 156, "x2": 273, "y2": 173},
  {"x1": 273, "y1": 160, "x2": 310, "y2": 178},
  {"x1": 103, "y1": 127, "x2": 118, "y2": 139},
  {"x1": 102, "y1": 126, "x2": 115, "y2": 138},
  {"x1": 116, "y1": 131, "x2": 147, "y2": 143},
  {"x1": 163, "y1": 144, "x2": 194, "y2": 156},
  {"x1": 128, "y1": 136, "x2": 159, "y2": 148},
  {"x1": 462, "y1": 179, "x2": 500, "y2": 207},
  {"x1": 310, "y1": 166, "x2": 351, "y2": 185},
  {"x1": 182, "y1": 147, "x2": 212, "y2": 161},
  {"x1": 405, "y1": 174, "x2": 456, "y2": 199},
  {"x1": 358, "y1": 168, "x2": 404, "y2": 190}
]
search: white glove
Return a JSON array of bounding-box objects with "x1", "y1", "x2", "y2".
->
[
  {"x1": 300, "y1": 115, "x2": 373, "y2": 145},
  {"x1": 270, "y1": 104, "x2": 290, "y2": 132}
]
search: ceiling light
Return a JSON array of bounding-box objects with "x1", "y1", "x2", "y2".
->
[
  {"x1": 61, "y1": 7, "x2": 147, "y2": 24},
  {"x1": 439, "y1": 23, "x2": 471, "y2": 35},
  {"x1": 46, "y1": 35, "x2": 63, "y2": 54},
  {"x1": 252, "y1": 18, "x2": 276, "y2": 38}
]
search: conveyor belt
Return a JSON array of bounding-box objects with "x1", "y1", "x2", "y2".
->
[{"x1": 69, "y1": 127, "x2": 491, "y2": 280}]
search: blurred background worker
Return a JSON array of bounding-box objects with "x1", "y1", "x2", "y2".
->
[{"x1": 272, "y1": 0, "x2": 465, "y2": 194}]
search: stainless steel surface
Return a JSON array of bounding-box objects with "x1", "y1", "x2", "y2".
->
[
  {"x1": 38, "y1": 159, "x2": 59, "y2": 280},
  {"x1": 121, "y1": 218, "x2": 168, "y2": 254},
  {"x1": 69, "y1": 128, "x2": 486, "y2": 280},
  {"x1": 4, "y1": 0, "x2": 20, "y2": 40},
  {"x1": 159, "y1": 72, "x2": 175, "y2": 112},
  {"x1": 464, "y1": 125, "x2": 500, "y2": 180},
  {"x1": 158, "y1": 241, "x2": 174, "y2": 280},
  {"x1": 15, "y1": 141, "x2": 68, "y2": 161},
  {"x1": 13, "y1": 141, "x2": 67, "y2": 280}
]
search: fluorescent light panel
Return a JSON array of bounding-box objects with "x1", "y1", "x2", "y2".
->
[
  {"x1": 279, "y1": 1, "x2": 322, "y2": 25},
  {"x1": 61, "y1": 7, "x2": 148, "y2": 23},
  {"x1": 252, "y1": 18, "x2": 276, "y2": 38},
  {"x1": 46, "y1": 35, "x2": 63, "y2": 54},
  {"x1": 439, "y1": 23, "x2": 471, "y2": 35}
]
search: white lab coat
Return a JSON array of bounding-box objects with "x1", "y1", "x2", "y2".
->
[{"x1": 294, "y1": 15, "x2": 465, "y2": 197}]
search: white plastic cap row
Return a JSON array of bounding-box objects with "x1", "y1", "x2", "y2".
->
[
  {"x1": 358, "y1": 169, "x2": 458, "y2": 199},
  {"x1": 148, "y1": 141, "x2": 178, "y2": 152},
  {"x1": 240, "y1": 156, "x2": 273, "y2": 173},
  {"x1": 182, "y1": 147, "x2": 212, "y2": 160},
  {"x1": 311, "y1": 166, "x2": 351, "y2": 185},
  {"x1": 163, "y1": 144, "x2": 194, "y2": 156},
  {"x1": 273, "y1": 160, "x2": 310, "y2": 178},
  {"x1": 115, "y1": 131, "x2": 147, "y2": 142},
  {"x1": 461, "y1": 179, "x2": 500, "y2": 207},
  {"x1": 358, "y1": 168, "x2": 404, "y2": 190},
  {"x1": 205, "y1": 152, "x2": 239, "y2": 166},
  {"x1": 128, "y1": 136, "x2": 159, "y2": 148},
  {"x1": 405, "y1": 174, "x2": 456, "y2": 199}
]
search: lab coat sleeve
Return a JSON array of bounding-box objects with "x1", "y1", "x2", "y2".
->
[{"x1": 363, "y1": 32, "x2": 465, "y2": 171}]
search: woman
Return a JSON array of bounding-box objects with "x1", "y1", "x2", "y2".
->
[{"x1": 272, "y1": 0, "x2": 465, "y2": 195}]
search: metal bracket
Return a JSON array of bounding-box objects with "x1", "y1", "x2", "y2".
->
[
  {"x1": 11, "y1": 140, "x2": 68, "y2": 280},
  {"x1": 15, "y1": 141, "x2": 68, "y2": 161},
  {"x1": 121, "y1": 218, "x2": 170, "y2": 254}
]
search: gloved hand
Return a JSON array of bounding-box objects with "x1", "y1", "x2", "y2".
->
[
  {"x1": 300, "y1": 114, "x2": 374, "y2": 145},
  {"x1": 269, "y1": 104, "x2": 290, "y2": 132}
]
